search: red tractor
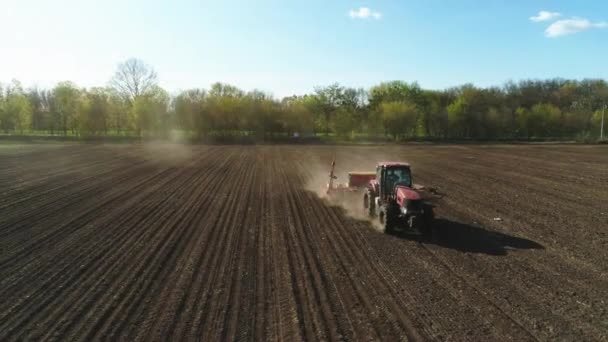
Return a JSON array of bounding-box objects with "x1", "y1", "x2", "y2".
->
[{"x1": 327, "y1": 161, "x2": 435, "y2": 237}]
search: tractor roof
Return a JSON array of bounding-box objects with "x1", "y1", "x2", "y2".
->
[{"x1": 378, "y1": 161, "x2": 410, "y2": 167}]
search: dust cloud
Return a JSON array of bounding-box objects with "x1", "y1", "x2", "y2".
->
[
  {"x1": 141, "y1": 140, "x2": 193, "y2": 165},
  {"x1": 301, "y1": 151, "x2": 384, "y2": 231}
]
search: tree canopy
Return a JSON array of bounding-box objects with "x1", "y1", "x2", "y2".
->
[{"x1": 1, "y1": 59, "x2": 607, "y2": 141}]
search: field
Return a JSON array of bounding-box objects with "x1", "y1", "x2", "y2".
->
[{"x1": 0, "y1": 143, "x2": 607, "y2": 341}]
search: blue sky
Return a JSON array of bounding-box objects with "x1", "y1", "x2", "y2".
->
[{"x1": 2, "y1": 0, "x2": 607, "y2": 97}]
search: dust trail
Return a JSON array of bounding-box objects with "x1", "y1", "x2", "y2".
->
[
  {"x1": 141, "y1": 140, "x2": 194, "y2": 166},
  {"x1": 299, "y1": 149, "x2": 385, "y2": 231},
  {"x1": 302, "y1": 154, "x2": 331, "y2": 198}
]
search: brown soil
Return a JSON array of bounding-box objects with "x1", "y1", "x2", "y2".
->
[{"x1": 0, "y1": 143, "x2": 606, "y2": 341}]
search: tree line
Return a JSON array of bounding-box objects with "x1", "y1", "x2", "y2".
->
[{"x1": 1, "y1": 58, "x2": 606, "y2": 141}]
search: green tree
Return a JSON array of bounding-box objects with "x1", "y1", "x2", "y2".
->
[
  {"x1": 1, "y1": 91, "x2": 32, "y2": 133},
  {"x1": 333, "y1": 107, "x2": 357, "y2": 138},
  {"x1": 314, "y1": 83, "x2": 344, "y2": 135},
  {"x1": 27, "y1": 88, "x2": 47, "y2": 131},
  {"x1": 515, "y1": 104, "x2": 560, "y2": 138},
  {"x1": 204, "y1": 83, "x2": 245, "y2": 136},
  {"x1": 422, "y1": 90, "x2": 451, "y2": 138},
  {"x1": 82, "y1": 88, "x2": 112, "y2": 135},
  {"x1": 53, "y1": 82, "x2": 81, "y2": 136},
  {"x1": 104, "y1": 88, "x2": 129, "y2": 134},
  {"x1": 380, "y1": 101, "x2": 419, "y2": 140},
  {"x1": 131, "y1": 86, "x2": 170, "y2": 137},
  {"x1": 447, "y1": 96, "x2": 469, "y2": 138},
  {"x1": 174, "y1": 89, "x2": 208, "y2": 138},
  {"x1": 209, "y1": 82, "x2": 244, "y2": 98},
  {"x1": 591, "y1": 109, "x2": 605, "y2": 137},
  {"x1": 370, "y1": 81, "x2": 426, "y2": 137},
  {"x1": 369, "y1": 81, "x2": 424, "y2": 109},
  {"x1": 281, "y1": 97, "x2": 314, "y2": 137}
]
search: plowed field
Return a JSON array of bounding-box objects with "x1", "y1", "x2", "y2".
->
[{"x1": 1, "y1": 143, "x2": 607, "y2": 341}]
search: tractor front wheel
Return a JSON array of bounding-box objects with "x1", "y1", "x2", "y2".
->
[{"x1": 381, "y1": 204, "x2": 399, "y2": 234}]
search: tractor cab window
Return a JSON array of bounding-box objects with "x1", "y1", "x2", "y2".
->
[{"x1": 385, "y1": 167, "x2": 412, "y2": 191}]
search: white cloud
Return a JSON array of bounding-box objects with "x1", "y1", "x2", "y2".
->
[
  {"x1": 349, "y1": 7, "x2": 382, "y2": 20},
  {"x1": 529, "y1": 11, "x2": 561, "y2": 22},
  {"x1": 545, "y1": 17, "x2": 608, "y2": 37}
]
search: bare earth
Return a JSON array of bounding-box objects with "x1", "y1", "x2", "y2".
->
[{"x1": 0, "y1": 143, "x2": 607, "y2": 341}]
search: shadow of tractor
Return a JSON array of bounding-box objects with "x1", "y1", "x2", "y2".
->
[
  {"x1": 316, "y1": 192, "x2": 543, "y2": 256},
  {"x1": 415, "y1": 219, "x2": 544, "y2": 256}
]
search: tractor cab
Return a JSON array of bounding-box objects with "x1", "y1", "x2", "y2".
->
[{"x1": 376, "y1": 162, "x2": 412, "y2": 199}]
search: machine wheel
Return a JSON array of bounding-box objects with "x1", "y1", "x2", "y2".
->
[
  {"x1": 363, "y1": 190, "x2": 375, "y2": 218},
  {"x1": 382, "y1": 203, "x2": 399, "y2": 234}
]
